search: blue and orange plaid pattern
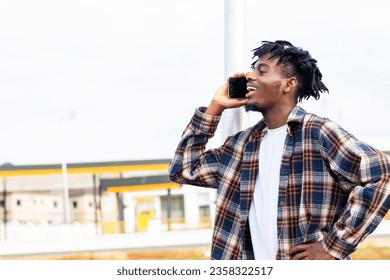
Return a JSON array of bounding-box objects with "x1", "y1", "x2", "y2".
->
[{"x1": 169, "y1": 106, "x2": 390, "y2": 260}]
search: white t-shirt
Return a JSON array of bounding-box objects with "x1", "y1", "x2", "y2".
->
[{"x1": 248, "y1": 124, "x2": 288, "y2": 259}]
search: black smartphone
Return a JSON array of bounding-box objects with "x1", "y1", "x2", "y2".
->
[{"x1": 228, "y1": 77, "x2": 248, "y2": 99}]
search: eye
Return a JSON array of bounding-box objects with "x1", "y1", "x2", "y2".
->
[{"x1": 257, "y1": 66, "x2": 266, "y2": 74}]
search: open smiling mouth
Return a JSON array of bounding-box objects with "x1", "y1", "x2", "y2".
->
[{"x1": 247, "y1": 86, "x2": 257, "y2": 92}]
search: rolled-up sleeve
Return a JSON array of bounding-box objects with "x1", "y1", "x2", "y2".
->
[
  {"x1": 319, "y1": 120, "x2": 390, "y2": 259},
  {"x1": 169, "y1": 107, "x2": 223, "y2": 188}
]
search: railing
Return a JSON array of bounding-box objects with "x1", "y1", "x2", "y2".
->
[
  {"x1": 102, "y1": 221, "x2": 125, "y2": 234},
  {"x1": 101, "y1": 216, "x2": 212, "y2": 234},
  {"x1": 161, "y1": 217, "x2": 185, "y2": 224}
]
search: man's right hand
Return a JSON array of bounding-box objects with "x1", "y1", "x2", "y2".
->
[{"x1": 205, "y1": 72, "x2": 248, "y2": 116}]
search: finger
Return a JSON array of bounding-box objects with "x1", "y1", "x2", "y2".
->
[
  {"x1": 228, "y1": 98, "x2": 248, "y2": 105},
  {"x1": 287, "y1": 244, "x2": 308, "y2": 255},
  {"x1": 232, "y1": 72, "x2": 246, "y2": 78},
  {"x1": 292, "y1": 251, "x2": 307, "y2": 260}
]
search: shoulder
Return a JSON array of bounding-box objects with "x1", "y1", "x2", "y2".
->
[
  {"x1": 222, "y1": 119, "x2": 266, "y2": 148},
  {"x1": 295, "y1": 110, "x2": 354, "y2": 148},
  {"x1": 288, "y1": 106, "x2": 329, "y2": 134},
  {"x1": 292, "y1": 111, "x2": 330, "y2": 142},
  {"x1": 298, "y1": 110, "x2": 348, "y2": 138},
  {"x1": 302, "y1": 111, "x2": 329, "y2": 128}
]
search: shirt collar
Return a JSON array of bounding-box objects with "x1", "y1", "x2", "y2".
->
[
  {"x1": 250, "y1": 105, "x2": 307, "y2": 138},
  {"x1": 287, "y1": 105, "x2": 307, "y2": 125},
  {"x1": 286, "y1": 105, "x2": 307, "y2": 134}
]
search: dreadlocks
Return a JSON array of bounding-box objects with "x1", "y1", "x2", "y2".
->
[{"x1": 251, "y1": 40, "x2": 328, "y2": 102}]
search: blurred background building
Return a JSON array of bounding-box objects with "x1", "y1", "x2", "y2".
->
[{"x1": 0, "y1": 159, "x2": 216, "y2": 241}]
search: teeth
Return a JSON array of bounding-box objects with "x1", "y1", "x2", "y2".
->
[{"x1": 247, "y1": 86, "x2": 256, "y2": 91}]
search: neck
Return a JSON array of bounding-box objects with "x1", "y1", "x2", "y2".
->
[{"x1": 262, "y1": 104, "x2": 295, "y2": 129}]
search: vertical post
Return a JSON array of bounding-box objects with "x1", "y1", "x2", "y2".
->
[
  {"x1": 222, "y1": 0, "x2": 248, "y2": 140},
  {"x1": 167, "y1": 188, "x2": 172, "y2": 231},
  {"x1": 116, "y1": 193, "x2": 125, "y2": 233},
  {"x1": 61, "y1": 162, "x2": 71, "y2": 223},
  {"x1": 92, "y1": 174, "x2": 99, "y2": 235},
  {"x1": 2, "y1": 177, "x2": 7, "y2": 240},
  {"x1": 98, "y1": 179, "x2": 104, "y2": 233}
]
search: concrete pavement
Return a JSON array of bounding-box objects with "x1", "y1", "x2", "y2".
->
[
  {"x1": 1, "y1": 220, "x2": 389, "y2": 258},
  {"x1": 0, "y1": 229, "x2": 213, "y2": 258}
]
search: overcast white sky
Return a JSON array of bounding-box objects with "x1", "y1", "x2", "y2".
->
[{"x1": 0, "y1": 0, "x2": 389, "y2": 165}]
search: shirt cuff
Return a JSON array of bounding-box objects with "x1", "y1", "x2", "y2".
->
[
  {"x1": 190, "y1": 106, "x2": 221, "y2": 135},
  {"x1": 322, "y1": 231, "x2": 357, "y2": 260}
]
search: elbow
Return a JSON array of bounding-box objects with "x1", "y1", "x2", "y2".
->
[
  {"x1": 168, "y1": 172, "x2": 178, "y2": 183},
  {"x1": 168, "y1": 161, "x2": 184, "y2": 184}
]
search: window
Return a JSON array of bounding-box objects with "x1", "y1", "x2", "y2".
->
[
  {"x1": 73, "y1": 201, "x2": 78, "y2": 209},
  {"x1": 0, "y1": 200, "x2": 4, "y2": 208},
  {"x1": 161, "y1": 195, "x2": 185, "y2": 219},
  {"x1": 53, "y1": 201, "x2": 58, "y2": 208},
  {"x1": 199, "y1": 205, "x2": 210, "y2": 217},
  {"x1": 16, "y1": 199, "x2": 21, "y2": 207}
]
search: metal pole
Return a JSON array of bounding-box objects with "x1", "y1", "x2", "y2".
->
[
  {"x1": 167, "y1": 188, "x2": 172, "y2": 231},
  {"x1": 116, "y1": 193, "x2": 125, "y2": 233},
  {"x1": 61, "y1": 162, "x2": 71, "y2": 223},
  {"x1": 92, "y1": 174, "x2": 99, "y2": 235},
  {"x1": 58, "y1": 111, "x2": 75, "y2": 224},
  {"x1": 222, "y1": 0, "x2": 248, "y2": 140},
  {"x1": 98, "y1": 179, "x2": 103, "y2": 233},
  {"x1": 2, "y1": 177, "x2": 7, "y2": 240}
]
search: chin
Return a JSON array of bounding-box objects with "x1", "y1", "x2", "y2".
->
[{"x1": 245, "y1": 103, "x2": 263, "y2": 113}]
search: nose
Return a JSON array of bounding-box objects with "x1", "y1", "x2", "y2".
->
[{"x1": 246, "y1": 70, "x2": 255, "y2": 81}]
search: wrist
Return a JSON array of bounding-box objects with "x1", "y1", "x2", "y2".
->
[{"x1": 205, "y1": 100, "x2": 225, "y2": 116}]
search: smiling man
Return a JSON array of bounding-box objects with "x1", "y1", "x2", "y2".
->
[{"x1": 169, "y1": 40, "x2": 390, "y2": 260}]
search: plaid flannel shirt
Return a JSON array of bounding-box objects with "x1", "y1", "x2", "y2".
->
[{"x1": 169, "y1": 106, "x2": 390, "y2": 260}]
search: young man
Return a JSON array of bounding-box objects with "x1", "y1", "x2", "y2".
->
[{"x1": 169, "y1": 40, "x2": 390, "y2": 260}]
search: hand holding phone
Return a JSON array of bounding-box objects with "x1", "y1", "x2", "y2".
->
[
  {"x1": 228, "y1": 77, "x2": 248, "y2": 99},
  {"x1": 205, "y1": 75, "x2": 248, "y2": 116}
]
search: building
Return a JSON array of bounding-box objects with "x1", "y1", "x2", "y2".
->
[{"x1": 0, "y1": 159, "x2": 217, "y2": 238}]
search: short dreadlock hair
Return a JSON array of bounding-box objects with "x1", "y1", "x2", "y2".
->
[{"x1": 251, "y1": 40, "x2": 328, "y2": 102}]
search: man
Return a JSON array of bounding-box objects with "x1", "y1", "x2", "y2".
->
[{"x1": 169, "y1": 40, "x2": 390, "y2": 260}]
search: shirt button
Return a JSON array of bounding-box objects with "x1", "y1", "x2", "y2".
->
[
  {"x1": 280, "y1": 201, "x2": 285, "y2": 206},
  {"x1": 284, "y1": 175, "x2": 289, "y2": 180}
]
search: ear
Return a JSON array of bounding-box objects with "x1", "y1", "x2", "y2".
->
[{"x1": 283, "y1": 77, "x2": 298, "y2": 94}]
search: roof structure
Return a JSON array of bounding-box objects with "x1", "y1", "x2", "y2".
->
[
  {"x1": 100, "y1": 174, "x2": 180, "y2": 193},
  {"x1": 0, "y1": 159, "x2": 171, "y2": 177}
]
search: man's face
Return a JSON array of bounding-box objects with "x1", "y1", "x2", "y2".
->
[{"x1": 245, "y1": 53, "x2": 286, "y2": 113}]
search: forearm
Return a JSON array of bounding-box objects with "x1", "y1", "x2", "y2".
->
[
  {"x1": 170, "y1": 75, "x2": 247, "y2": 187},
  {"x1": 169, "y1": 107, "x2": 222, "y2": 188},
  {"x1": 323, "y1": 171, "x2": 390, "y2": 259},
  {"x1": 205, "y1": 100, "x2": 225, "y2": 116}
]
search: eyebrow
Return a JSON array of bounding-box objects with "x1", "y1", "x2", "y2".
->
[{"x1": 255, "y1": 62, "x2": 270, "y2": 69}]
